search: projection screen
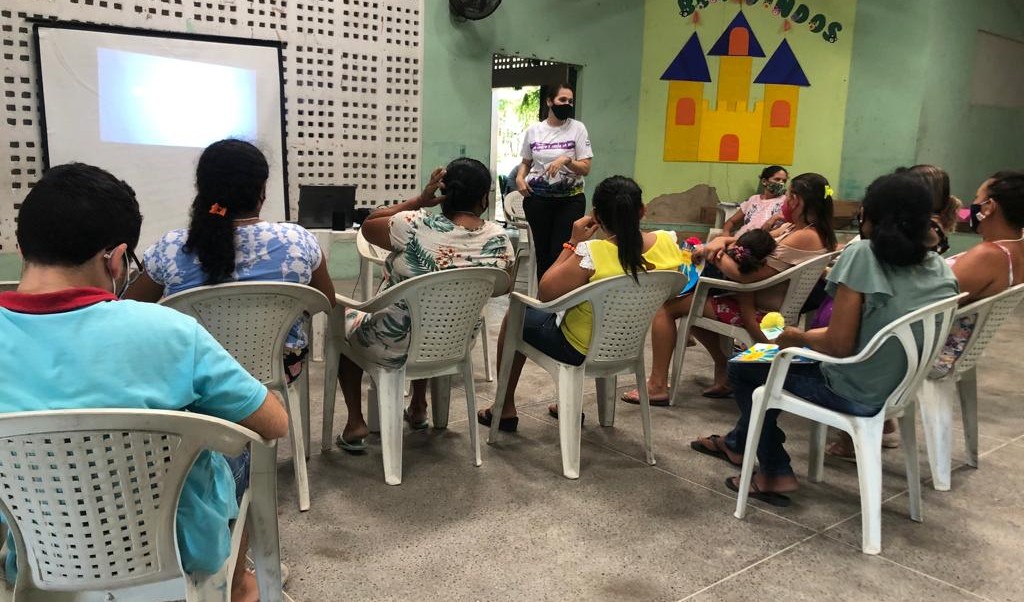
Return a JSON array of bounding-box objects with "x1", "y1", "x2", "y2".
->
[{"x1": 34, "y1": 22, "x2": 288, "y2": 249}]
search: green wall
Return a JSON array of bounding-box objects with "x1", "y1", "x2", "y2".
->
[
  {"x1": 633, "y1": 0, "x2": 859, "y2": 203},
  {"x1": 840, "y1": 0, "x2": 1024, "y2": 200},
  {"x1": 421, "y1": 1, "x2": 646, "y2": 199}
]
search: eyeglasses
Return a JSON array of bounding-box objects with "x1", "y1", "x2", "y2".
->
[{"x1": 125, "y1": 250, "x2": 144, "y2": 289}]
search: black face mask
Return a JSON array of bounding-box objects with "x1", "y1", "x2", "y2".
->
[
  {"x1": 550, "y1": 103, "x2": 574, "y2": 120},
  {"x1": 969, "y1": 202, "x2": 989, "y2": 233}
]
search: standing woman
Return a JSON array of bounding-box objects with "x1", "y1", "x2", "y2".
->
[{"x1": 516, "y1": 83, "x2": 594, "y2": 280}]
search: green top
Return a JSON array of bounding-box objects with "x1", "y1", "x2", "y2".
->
[{"x1": 822, "y1": 240, "x2": 959, "y2": 409}]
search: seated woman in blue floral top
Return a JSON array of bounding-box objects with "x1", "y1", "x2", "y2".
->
[
  {"x1": 127, "y1": 138, "x2": 337, "y2": 380},
  {"x1": 334, "y1": 157, "x2": 514, "y2": 451}
]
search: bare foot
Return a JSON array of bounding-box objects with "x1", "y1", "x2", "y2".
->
[
  {"x1": 231, "y1": 570, "x2": 260, "y2": 602},
  {"x1": 406, "y1": 401, "x2": 428, "y2": 425},
  {"x1": 343, "y1": 421, "x2": 369, "y2": 442}
]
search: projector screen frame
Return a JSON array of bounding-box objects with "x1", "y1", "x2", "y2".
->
[{"x1": 30, "y1": 18, "x2": 292, "y2": 220}]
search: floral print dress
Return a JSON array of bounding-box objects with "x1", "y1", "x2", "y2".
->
[{"x1": 346, "y1": 210, "x2": 514, "y2": 367}]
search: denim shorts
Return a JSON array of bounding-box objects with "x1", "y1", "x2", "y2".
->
[
  {"x1": 224, "y1": 445, "x2": 251, "y2": 505},
  {"x1": 522, "y1": 307, "x2": 586, "y2": 366}
]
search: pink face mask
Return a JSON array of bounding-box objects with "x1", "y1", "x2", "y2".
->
[{"x1": 781, "y1": 199, "x2": 794, "y2": 223}]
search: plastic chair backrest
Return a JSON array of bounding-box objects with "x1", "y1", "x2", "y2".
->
[
  {"x1": 0, "y1": 281, "x2": 18, "y2": 293},
  {"x1": 356, "y1": 228, "x2": 388, "y2": 266},
  {"x1": 160, "y1": 282, "x2": 331, "y2": 384},
  {"x1": 584, "y1": 271, "x2": 688, "y2": 364},
  {"x1": 504, "y1": 191, "x2": 526, "y2": 223},
  {"x1": 385, "y1": 267, "x2": 507, "y2": 370},
  {"x1": 949, "y1": 283, "x2": 1024, "y2": 376},
  {"x1": 0, "y1": 409, "x2": 255, "y2": 594},
  {"x1": 850, "y1": 295, "x2": 961, "y2": 414},
  {"x1": 775, "y1": 251, "x2": 838, "y2": 323}
]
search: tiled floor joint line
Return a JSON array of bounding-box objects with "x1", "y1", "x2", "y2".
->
[
  {"x1": 673, "y1": 532, "x2": 821, "y2": 602},
  {"x1": 817, "y1": 531, "x2": 994, "y2": 601}
]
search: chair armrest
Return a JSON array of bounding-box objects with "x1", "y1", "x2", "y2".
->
[
  {"x1": 693, "y1": 276, "x2": 754, "y2": 294},
  {"x1": 508, "y1": 290, "x2": 586, "y2": 314}
]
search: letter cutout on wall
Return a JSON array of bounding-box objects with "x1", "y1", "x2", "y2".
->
[{"x1": 661, "y1": 11, "x2": 810, "y2": 164}]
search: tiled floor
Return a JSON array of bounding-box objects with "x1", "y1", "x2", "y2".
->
[{"x1": 272, "y1": 280, "x2": 1024, "y2": 601}]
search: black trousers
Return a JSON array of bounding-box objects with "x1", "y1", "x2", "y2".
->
[{"x1": 523, "y1": 193, "x2": 586, "y2": 280}]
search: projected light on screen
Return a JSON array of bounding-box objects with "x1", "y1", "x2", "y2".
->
[{"x1": 98, "y1": 48, "x2": 258, "y2": 148}]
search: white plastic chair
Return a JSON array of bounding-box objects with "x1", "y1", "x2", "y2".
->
[
  {"x1": 0, "y1": 409, "x2": 282, "y2": 602},
  {"x1": 488, "y1": 271, "x2": 688, "y2": 479},
  {"x1": 160, "y1": 282, "x2": 332, "y2": 512},
  {"x1": 355, "y1": 228, "x2": 389, "y2": 302},
  {"x1": 356, "y1": 228, "x2": 496, "y2": 382},
  {"x1": 668, "y1": 251, "x2": 838, "y2": 404},
  {"x1": 918, "y1": 283, "x2": 1024, "y2": 491},
  {"x1": 733, "y1": 294, "x2": 963, "y2": 555},
  {"x1": 0, "y1": 281, "x2": 18, "y2": 292},
  {"x1": 322, "y1": 267, "x2": 508, "y2": 485},
  {"x1": 503, "y1": 191, "x2": 538, "y2": 298}
]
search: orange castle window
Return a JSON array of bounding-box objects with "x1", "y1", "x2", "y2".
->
[
  {"x1": 770, "y1": 100, "x2": 791, "y2": 127},
  {"x1": 728, "y1": 28, "x2": 749, "y2": 56},
  {"x1": 675, "y1": 98, "x2": 696, "y2": 126},
  {"x1": 719, "y1": 135, "x2": 739, "y2": 161}
]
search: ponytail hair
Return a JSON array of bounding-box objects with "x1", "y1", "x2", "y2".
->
[
  {"x1": 901, "y1": 164, "x2": 959, "y2": 233},
  {"x1": 862, "y1": 173, "x2": 932, "y2": 267},
  {"x1": 592, "y1": 175, "x2": 646, "y2": 282},
  {"x1": 440, "y1": 157, "x2": 491, "y2": 216},
  {"x1": 727, "y1": 229, "x2": 777, "y2": 274},
  {"x1": 987, "y1": 169, "x2": 1024, "y2": 229},
  {"x1": 789, "y1": 172, "x2": 838, "y2": 251},
  {"x1": 184, "y1": 139, "x2": 269, "y2": 284}
]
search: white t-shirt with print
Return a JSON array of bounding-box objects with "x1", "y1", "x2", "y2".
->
[{"x1": 520, "y1": 118, "x2": 593, "y2": 197}]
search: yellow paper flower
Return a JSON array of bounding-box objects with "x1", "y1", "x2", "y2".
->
[
  {"x1": 679, "y1": 249, "x2": 693, "y2": 266},
  {"x1": 760, "y1": 312, "x2": 785, "y2": 331},
  {"x1": 824, "y1": 184, "x2": 835, "y2": 199},
  {"x1": 740, "y1": 349, "x2": 766, "y2": 361}
]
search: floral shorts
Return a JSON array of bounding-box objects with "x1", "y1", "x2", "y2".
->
[
  {"x1": 931, "y1": 315, "x2": 976, "y2": 378},
  {"x1": 711, "y1": 295, "x2": 767, "y2": 327}
]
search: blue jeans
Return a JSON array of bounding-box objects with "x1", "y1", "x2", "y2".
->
[
  {"x1": 522, "y1": 307, "x2": 586, "y2": 366},
  {"x1": 724, "y1": 362, "x2": 880, "y2": 477}
]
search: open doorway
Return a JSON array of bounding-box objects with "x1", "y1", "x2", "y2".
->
[{"x1": 489, "y1": 54, "x2": 579, "y2": 223}]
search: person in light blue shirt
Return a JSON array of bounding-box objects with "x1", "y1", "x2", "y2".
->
[{"x1": 0, "y1": 163, "x2": 289, "y2": 602}]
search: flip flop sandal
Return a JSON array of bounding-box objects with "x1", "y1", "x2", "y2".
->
[
  {"x1": 548, "y1": 405, "x2": 585, "y2": 424},
  {"x1": 245, "y1": 556, "x2": 290, "y2": 588},
  {"x1": 701, "y1": 388, "x2": 734, "y2": 399},
  {"x1": 335, "y1": 434, "x2": 368, "y2": 454},
  {"x1": 689, "y1": 434, "x2": 742, "y2": 467},
  {"x1": 476, "y1": 408, "x2": 518, "y2": 433},
  {"x1": 725, "y1": 476, "x2": 791, "y2": 508},
  {"x1": 619, "y1": 389, "x2": 671, "y2": 406},
  {"x1": 825, "y1": 442, "x2": 857, "y2": 463},
  {"x1": 403, "y1": 408, "x2": 429, "y2": 430}
]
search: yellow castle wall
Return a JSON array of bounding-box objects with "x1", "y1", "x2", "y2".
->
[
  {"x1": 663, "y1": 81, "x2": 704, "y2": 161},
  {"x1": 697, "y1": 100, "x2": 764, "y2": 163}
]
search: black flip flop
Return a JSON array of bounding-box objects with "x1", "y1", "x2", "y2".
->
[
  {"x1": 725, "y1": 476, "x2": 791, "y2": 508},
  {"x1": 548, "y1": 406, "x2": 585, "y2": 424},
  {"x1": 689, "y1": 435, "x2": 742, "y2": 467},
  {"x1": 701, "y1": 388, "x2": 734, "y2": 399},
  {"x1": 476, "y1": 408, "x2": 518, "y2": 433}
]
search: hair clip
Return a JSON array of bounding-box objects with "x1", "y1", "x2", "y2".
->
[
  {"x1": 209, "y1": 203, "x2": 228, "y2": 217},
  {"x1": 730, "y1": 245, "x2": 749, "y2": 260},
  {"x1": 823, "y1": 185, "x2": 835, "y2": 199}
]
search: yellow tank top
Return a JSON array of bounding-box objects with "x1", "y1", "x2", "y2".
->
[{"x1": 561, "y1": 231, "x2": 687, "y2": 354}]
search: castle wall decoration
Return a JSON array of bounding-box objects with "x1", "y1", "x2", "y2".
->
[{"x1": 661, "y1": 11, "x2": 809, "y2": 164}]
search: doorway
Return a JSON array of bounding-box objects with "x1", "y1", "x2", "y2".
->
[{"x1": 489, "y1": 54, "x2": 579, "y2": 223}]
